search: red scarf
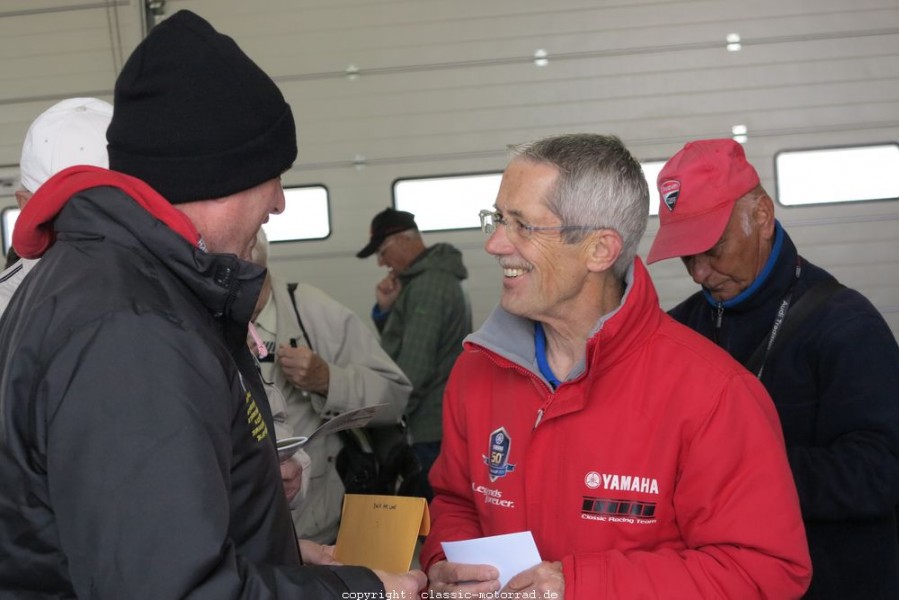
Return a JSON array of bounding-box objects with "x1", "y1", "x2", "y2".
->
[{"x1": 13, "y1": 165, "x2": 201, "y2": 259}]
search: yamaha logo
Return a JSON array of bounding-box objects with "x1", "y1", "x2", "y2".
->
[{"x1": 584, "y1": 471, "x2": 601, "y2": 489}]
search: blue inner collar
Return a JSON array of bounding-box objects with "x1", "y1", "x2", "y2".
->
[
  {"x1": 534, "y1": 322, "x2": 561, "y2": 389},
  {"x1": 704, "y1": 221, "x2": 784, "y2": 309}
]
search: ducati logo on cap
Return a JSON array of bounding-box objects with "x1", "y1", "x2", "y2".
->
[
  {"x1": 483, "y1": 427, "x2": 516, "y2": 482},
  {"x1": 660, "y1": 179, "x2": 680, "y2": 212}
]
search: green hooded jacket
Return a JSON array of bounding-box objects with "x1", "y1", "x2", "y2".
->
[{"x1": 375, "y1": 243, "x2": 472, "y2": 443}]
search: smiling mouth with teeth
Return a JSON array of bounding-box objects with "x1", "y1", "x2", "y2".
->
[{"x1": 503, "y1": 267, "x2": 527, "y2": 278}]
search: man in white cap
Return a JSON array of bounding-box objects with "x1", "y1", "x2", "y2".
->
[{"x1": 0, "y1": 97, "x2": 112, "y2": 316}]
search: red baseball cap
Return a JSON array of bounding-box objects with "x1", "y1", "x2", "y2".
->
[{"x1": 646, "y1": 139, "x2": 760, "y2": 264}]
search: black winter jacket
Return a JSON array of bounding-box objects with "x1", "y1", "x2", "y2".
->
[
  {"x1": 670, "y1": 223, "x2": 899, "y2": 599},
  {"x1": 0, "y1": 171, "x2": 382, "y2": 598}
]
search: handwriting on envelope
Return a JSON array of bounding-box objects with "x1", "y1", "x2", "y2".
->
[{"x1": 334, "y1": 494, "x2": 430, "y2": 572}]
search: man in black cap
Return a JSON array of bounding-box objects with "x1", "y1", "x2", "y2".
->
[
  {"x1": 357, "y1": 208, "x2": 472, "y2": 501},
  {"x1": 0, "y1": 11, "x2": 424, "y2": 598}
]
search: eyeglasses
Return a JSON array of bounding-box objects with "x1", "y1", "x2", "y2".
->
[{"x1": 478, "y1": 209, "x2": 604, "y2": 239}]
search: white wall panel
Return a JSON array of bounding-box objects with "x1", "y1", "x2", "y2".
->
[{"x1": 0, "y1": 0, "x2": 896, "y2": 337}]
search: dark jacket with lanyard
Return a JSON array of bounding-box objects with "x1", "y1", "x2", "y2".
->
[
  {"x1": 0, "y1": 167, "x2": 383, "y2": 598},
  {"x1": 670, "y1": 221, "x2": 899, "y2": 599}
]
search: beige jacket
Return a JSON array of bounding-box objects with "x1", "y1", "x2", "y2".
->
[{"x1": 257, "y1": 278, "x2": 411, "y2": 542}]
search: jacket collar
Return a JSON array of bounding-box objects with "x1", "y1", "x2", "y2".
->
[
  {"x1": 469, "y1": 257, "x2": 662, "y2": 388},
  {"x1": 13, "y1": 165, "x2": 200, "y2": 259},
  {"x1": 702, "y1": 222, "x2": 799, "y2": 313},
  {"x1": 398, "y1": 243, "x2": 468, "y2": 282},
  {"x1": 19, "y1": 166, "x2": 263, "y2": 333},
  {"x1": 582, "y1": 258, "x2": 663, "y2": 375}
]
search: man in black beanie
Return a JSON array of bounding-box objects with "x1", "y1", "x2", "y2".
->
[{"x1": 0, "y1": 10, "x2": 425, "y2": 599}]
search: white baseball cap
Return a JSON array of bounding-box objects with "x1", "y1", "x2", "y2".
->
[{"x1": 19, "y1": 97, "x2": 113, "y2": 193}]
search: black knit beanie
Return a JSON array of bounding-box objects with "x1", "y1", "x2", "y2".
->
[{"x1": 107, "y1": 10, "x2": 297, "y2": 204}]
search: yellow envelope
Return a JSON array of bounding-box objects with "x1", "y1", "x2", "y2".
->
[{"x1": 334, "y1": 494, "x2": 431, "y2": 572}]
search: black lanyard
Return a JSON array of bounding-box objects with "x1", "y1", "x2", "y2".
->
[
  {"x1": 755, "y1": 257, "x2": 802, "y2": 379},
  {"x1": 712, "y1": 257, "x2": 802, "y2": 378}
]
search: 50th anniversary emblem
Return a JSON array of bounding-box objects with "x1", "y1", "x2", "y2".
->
[{"x1": 483, "y1": 427, "x2": 516, "y2": 482}]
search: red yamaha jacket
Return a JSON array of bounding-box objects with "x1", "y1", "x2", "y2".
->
[{"x1": 421, "y1": 259, "x2": 811, "y2": 599}]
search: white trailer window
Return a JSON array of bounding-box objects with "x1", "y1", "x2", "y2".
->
[
  {"x1": 642, "y1": 161, "x2": 665, "y2": 216},
  {"x1": 1, "y1": 185, "x2": 330, "y2": 255},
  {"x1": 394, "y1": 173, "x2": 502, "y2": 232},
  {"x1": 776, "y1": 145, "x2": 899, "y2": 206},
  {"x1": 395, "y1": 164, "x2": 665, "y2": 231},
  {"x1": 2, "y1": 207, "x2": 17, "y2": 256},
  {"x1": 264, "y1": 185, "x2": 330, "y2": 242}
]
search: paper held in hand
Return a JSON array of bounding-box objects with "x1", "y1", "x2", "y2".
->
[
  {"x1": 275, "y1": 403, "x2": 388, "y2": 462},
  {"x1": 334, "y1": 494, "x2": 430, "y2": 572},
  {"x1": 442, "y1": 531, "x2": 542, "y2": 588}
]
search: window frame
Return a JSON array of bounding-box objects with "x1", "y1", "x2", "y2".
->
[
  {"x1": 0, "y1": 184, "x2": 333, "y2": 255},
  {"x1": 774, "y1": 142, "x2": 899, "y2": 208},
  {"x1": 392, "y1": 170, "x2": 503, "y2": 233},
  {"x1": 641, "y1": 160, "x2": 666, "y2": 217},
  {"x1": 2, "y1": 205, "x2": 18, "y2": 256},
  {"x1": 393, "y1": 163, "x2": 668, "y2": 232},
  {"x1": 264, "y1": 183, "x2": 332, "y2": 244}
]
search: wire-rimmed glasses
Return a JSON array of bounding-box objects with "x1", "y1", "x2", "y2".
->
[{"x1": 478, "y1": 209, "x2": 604, "y2": 239}]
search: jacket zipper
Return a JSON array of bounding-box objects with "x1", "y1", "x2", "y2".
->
[
  {"x1": 534, "y1": 390, "x2": 557, "y2": 430},
  {"x1": 475, "y1": 347, "x2": 560, "y2": 431},
  {"x1": 713, "y1": 301, "x2": 724, "y2": 345}
]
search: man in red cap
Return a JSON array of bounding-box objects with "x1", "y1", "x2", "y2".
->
[{"x1": 648, "y1": 138, "x2": 899, "y2": 599}]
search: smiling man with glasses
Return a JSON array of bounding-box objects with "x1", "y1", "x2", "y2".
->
[
  {"x1": 420, "y1": 133, "x2": 811, "y2": 599},
  {"x1": 478, "y1": 208, "x2": 606, "y2": 239}
]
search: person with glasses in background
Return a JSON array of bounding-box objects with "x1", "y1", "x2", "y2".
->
[
  {"x1": 357, "y1": 207, "x2": 472, "y2": 502},
  {"x1": 420, "y1": 133, "x2": 812, "y2": 599},
  {"x1": 647, "y1": 138, "x2": 899, "y2": 599}
]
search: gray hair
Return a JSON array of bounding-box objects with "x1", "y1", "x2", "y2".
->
[
  {"x1": 511, "y1": 133, "x2": 649, "y2": 278},
  {"x1": 398, "y1": 228, "x2": 422, "y2": 243}
]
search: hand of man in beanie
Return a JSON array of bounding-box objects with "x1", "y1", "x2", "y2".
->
[
  {"x1": 375, "y1": 273, "x2": 401, "y2": 312},
  {"x1": 298, "y1": 539, "x2": 340, "y2": 566},
  {"x1": 373, "y1": 569, "x2": 428, "y2": 597},
  {"x1": 276, "y1": 345, "x2": 330, "y2": 396},
  {"x1": 279, "y1": 457, "x2": 303, "y2": 504}
]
